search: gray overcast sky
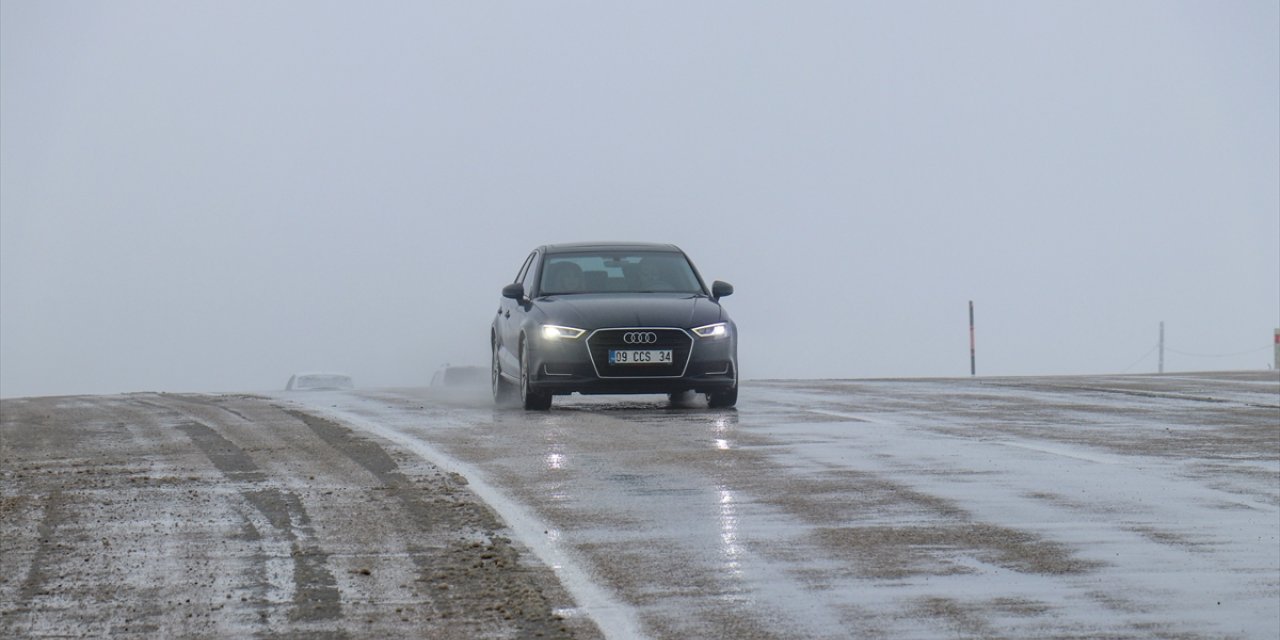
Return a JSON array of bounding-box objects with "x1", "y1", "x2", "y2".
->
[{"x1": 2, "y1": 1, "x2": 1277, "y2": 398}]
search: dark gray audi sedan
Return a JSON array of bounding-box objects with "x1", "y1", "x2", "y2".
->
[{"x1": 491, "y1": 242, "x2": 737, "y2": 410}]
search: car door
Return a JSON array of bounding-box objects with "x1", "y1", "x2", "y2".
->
[{"x1": 497, "y1": 250, "x2": 538, "y2": 375}]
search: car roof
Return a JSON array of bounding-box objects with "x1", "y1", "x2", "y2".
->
[{"x1": 542, "y1": 242, "x2": 683, "y2": 254}]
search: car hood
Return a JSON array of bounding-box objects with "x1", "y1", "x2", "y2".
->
[{"x1": 534, "y1": 294, "x2": 725, "y2": 330}]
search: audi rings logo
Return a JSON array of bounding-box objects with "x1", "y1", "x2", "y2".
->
[{"x1": 622, "y1": 331, "x2": 659, "y2": 345}]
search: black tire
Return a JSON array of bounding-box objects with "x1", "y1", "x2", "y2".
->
[
  {"x1": 706, "y1": 384, "x2": 737, "y2": 408},
  {"x1": 492, "y1": 341, "x2": 516, "y2": 406},
  {"x1": 707, "y1": 361, "x2": 738, "y2": 408},
  {"x1": 520, "y1": 340, "x2": 552, "y2": 410},
  {"x1": 711, "y1": 358, "x2": 742, "y2": 407}
]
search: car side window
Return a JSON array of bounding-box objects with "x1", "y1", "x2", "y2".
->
[
  {"x1": 518, "y1": 251, "x2": 539, "y2": 298},
  {"x1": 514, "y1": 252, "x2": 535, "y2": 287}
]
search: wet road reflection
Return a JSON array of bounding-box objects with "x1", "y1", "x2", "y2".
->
[
  {"x1": 717, "y1": 487, "x2": 742, "y2": 577},
  {"x1": 545, "y1": 450, "x2": 566, "y2": 471},
  {"x1": 292, "y1": 374, "x2": 1280, "y2": 640}
]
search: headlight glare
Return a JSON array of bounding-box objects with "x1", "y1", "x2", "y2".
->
[
  {"x1": 693, "y1": 322, "x2": 729, "y2": 339},
  {"x1": 541, "y1": 325, "x2": 586, "y2": 340}
]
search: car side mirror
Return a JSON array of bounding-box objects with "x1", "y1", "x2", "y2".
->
[
  {"x1": 502, "y1": 283, "x2": 525, "y2": 301},
  {"x1": 712, "y1": 280, "x2": 734, "y2": 300}
]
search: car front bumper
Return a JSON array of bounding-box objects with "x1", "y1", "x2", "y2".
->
[{"x1": 527, "y1": 328, "x2": 736, "y2": 396}]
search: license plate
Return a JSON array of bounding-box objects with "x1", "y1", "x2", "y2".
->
[{"x1": 609, "y1": 349, "x2": 673, "y2": 365}]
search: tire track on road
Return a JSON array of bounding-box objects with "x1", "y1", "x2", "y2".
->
[
  {"x1": 15, "y1": 489, "x2": 66, "y2": 604},
  {"x1": 166, "y1": 392, "x2": 591, "y2": 638},
  {"x1": 175, "y1": 422, "x2": 342, "y2": 624},
  {"x1": 279, "y1": 406, "x2": 582, "y2": 639}
]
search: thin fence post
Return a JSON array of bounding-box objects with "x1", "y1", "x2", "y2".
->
[{"x1": 969, "y1": 301, "x2": 976, "y2": 377}]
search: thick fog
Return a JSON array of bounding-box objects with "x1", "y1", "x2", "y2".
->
[{"x1": 2, "y1": 2, "x2": 1277, "y2": 398}]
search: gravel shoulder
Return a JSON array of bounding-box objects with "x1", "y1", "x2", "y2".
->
[{"x1": 0, "y1": 392, "x2": 599, "y2": 639}]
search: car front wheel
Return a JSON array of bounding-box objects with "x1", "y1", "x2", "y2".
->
[
  {"x1": 706, "y1": 384, "x2": 737, "y2": 408},
  {"x1": 492, "y1": 342, "x2": 516, "y2": 405},
  {"x1": 520, "y1": 339, "x2": 552, "y2": 410},
  {"x1": 707, "y1": 363, "x2": 738, "y2": 408}
]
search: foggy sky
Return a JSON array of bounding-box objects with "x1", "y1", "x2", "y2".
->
[{"x1": 2, "y1": 1, "x2": 1278, "y2": 398}]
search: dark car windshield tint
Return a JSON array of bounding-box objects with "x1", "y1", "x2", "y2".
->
[{"x1": 539, "y1": 251, "x2": 703, "y2": 295}]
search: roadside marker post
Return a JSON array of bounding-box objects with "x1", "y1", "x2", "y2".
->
[
  {"x1": 1159, "y1": 322, "x2": 1165, "y2": 374},
  {"x1": 969, "y1": 301, "x2": 976, "y2": 377}
]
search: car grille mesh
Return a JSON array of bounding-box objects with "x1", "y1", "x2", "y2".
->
[{"x1": 586, "y1": 329, "x2": 693, "y2": 378}]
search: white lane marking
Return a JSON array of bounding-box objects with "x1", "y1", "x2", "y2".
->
[
  {"x1": 281, "y1": 399, "x2": 649, "y2": 640},
  {"x1": 804, "y1": 408, "x2": 887, "y2": 423},
  {"x1": 994, "y1": 441, "x2": 1120, "y2": 464}
]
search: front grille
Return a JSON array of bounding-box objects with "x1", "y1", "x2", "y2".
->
[{"x1": 586, "y1": 328, "x2": 694, "y2": 378}]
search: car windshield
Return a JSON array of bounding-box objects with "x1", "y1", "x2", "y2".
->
[{"x1": 539, "y1": 251, "x2": 704, "y2": 295}]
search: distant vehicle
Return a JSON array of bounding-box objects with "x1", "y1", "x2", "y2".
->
[
  {"x1": 491, "y1": 242, "x2": 737, "y2": 410},
  {"x1": 430, "y1": 365, "x2": 488, "y2": 388},
  {"x1": 285, "y1": 373, "x2": 354, "y2": 391}
]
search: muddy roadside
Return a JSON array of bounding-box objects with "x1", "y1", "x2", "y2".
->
[{"x1": 0, "y1": 392, "x2": 600, "y2": 639}]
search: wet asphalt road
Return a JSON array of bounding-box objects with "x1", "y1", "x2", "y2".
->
[
  {"x1": 281, "y1": 371, "x2": 1279, "y2": 639},
  {"x1": 3, "y1": 371, "x2": 1278, "y2": 639}
]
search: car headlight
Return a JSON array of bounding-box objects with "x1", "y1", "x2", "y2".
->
[
  {"x1": 541, "y1": 325, "x2": 586, "y2": 340},
  {"x1": 692, "y1": 322, "x2": 730, "y2": 339}
]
